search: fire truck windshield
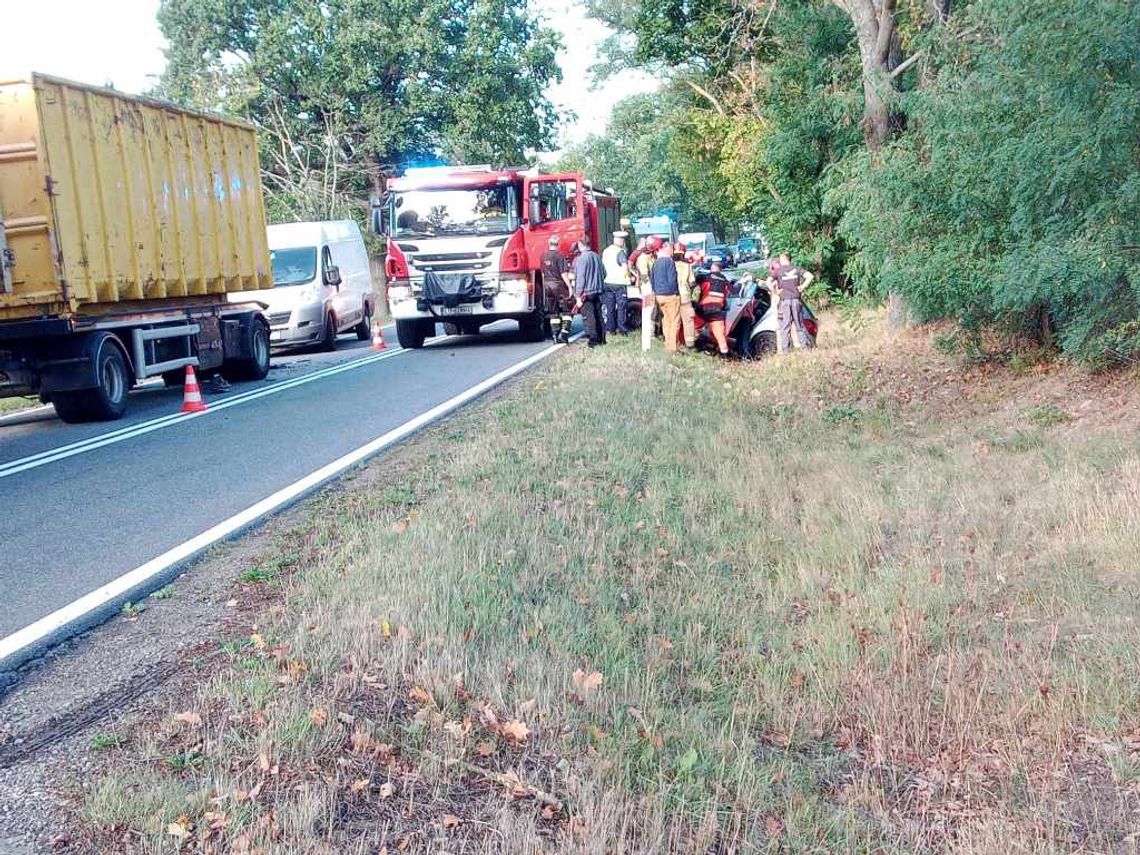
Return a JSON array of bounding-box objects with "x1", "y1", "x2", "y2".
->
[{"x1": 390, "y1": 186, "x2": 517, "y2": 238}]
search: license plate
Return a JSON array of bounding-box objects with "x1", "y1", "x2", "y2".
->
[{"x1": 441, "y1": 305, "x2": 474, "y2": 315}]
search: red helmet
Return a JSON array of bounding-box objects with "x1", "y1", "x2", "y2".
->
[
  {"x1": 647, "y1": 237, "x2": 664, "y2": 252},
  {"x1": 674, "y1": 242, "x2": 687, "y2": 254}
]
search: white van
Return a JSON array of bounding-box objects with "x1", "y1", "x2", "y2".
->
[
  {"x1": 678, "y1": 231, "x2": 717, "y2": 258},
  {"x1": 236, "y1": 221, "x2": 375, "y2": 350}
]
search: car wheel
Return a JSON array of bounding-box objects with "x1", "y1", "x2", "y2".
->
[
  {"x1": 319, "y1": 312, "x2": 338, "y2": 352},
  {"x1": 747, "y1": 330, "x2": 778, "y2": 360},
  {"x1": 396, "y1": 318, "x2": 427, "y2": 349},
  {"x1": 354, "y1": 304, "x2": 372, "y2": 341}
]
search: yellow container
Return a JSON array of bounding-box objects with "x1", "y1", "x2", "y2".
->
[{"x1": 0, "y1": 73, "x2": 272, "y2": 323}]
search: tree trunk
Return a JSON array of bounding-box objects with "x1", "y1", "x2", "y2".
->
[{"x1": 836, "y1": 0, "x2": 898, "y2": 151}]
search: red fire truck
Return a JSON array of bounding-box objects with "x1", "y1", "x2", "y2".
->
[{"x1": 373, "y1": 166, "x2": 621, "y2": 348}]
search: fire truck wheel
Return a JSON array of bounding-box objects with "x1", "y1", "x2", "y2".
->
[
  {"x1": 396, "y1": 319, "x2": 427, "y2": 349},
  {"x1": 519, "y1": 311, "x2": 545, "y2": 343},
  {"x1": 442, "y1": 322, "x2": 460, "y2": 336}
]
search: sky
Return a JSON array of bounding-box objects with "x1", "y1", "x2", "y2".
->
[{"x1": 3, "y1": 0, "x2": 656, "y2": 154}]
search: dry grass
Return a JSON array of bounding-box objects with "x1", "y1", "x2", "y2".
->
[{"x1": 75, "y1": 313, "x2": 1140, "y2": 853}]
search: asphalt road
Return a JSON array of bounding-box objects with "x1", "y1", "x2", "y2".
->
[{"x1": 0, "y1": 321, "x2": 564, "y2": 645}]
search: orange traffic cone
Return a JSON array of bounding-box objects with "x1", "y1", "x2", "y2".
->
[
  {"x1": 371, "y1": 321, "x2": 388, "y2": 350},
  {"x1": 180, "y1": 365, "x2": 208, "y2": 414}
]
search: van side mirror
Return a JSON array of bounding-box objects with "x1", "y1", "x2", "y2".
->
[{"x1": 324, "y1": 265, "x2": 342, "y2": 288}]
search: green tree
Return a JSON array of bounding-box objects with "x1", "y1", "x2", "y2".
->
[
  {"x1": 157, "y1": 0, "x2": 561, "y2": 221},
  {"x1": 834, "y1": 0, "x2": 1140, "y2": 360},
  {"x1": 555, "y1": 92, "x2": 720, "y2": 231}
]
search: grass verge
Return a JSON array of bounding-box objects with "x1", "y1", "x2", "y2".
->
[{"x1": 75, "y1": 315, "x2": 1139, "y2": 853}]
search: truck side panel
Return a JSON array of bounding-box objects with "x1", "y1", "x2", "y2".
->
[
  {"x1": 0, "y1": 80, "x2": 67, "y2": 315},
  {"x1": 0, "y1": 74, "x2": 272, "y2": 323}
]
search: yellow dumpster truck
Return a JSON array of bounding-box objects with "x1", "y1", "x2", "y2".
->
[{"x1": 0, "y1": 74, "x2": 273, "y2": 422}]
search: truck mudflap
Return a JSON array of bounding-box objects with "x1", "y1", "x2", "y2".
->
[{"x1": 421, "y1": 272, "x2": 483, "y2": 310}]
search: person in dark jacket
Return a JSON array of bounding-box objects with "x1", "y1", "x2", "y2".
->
[
  {"x1": 649, "y1": 241, "x2": 681, "y2": 353},
  {"x1": 572, "y1": 237, "x2": 606, "y2": 347}
]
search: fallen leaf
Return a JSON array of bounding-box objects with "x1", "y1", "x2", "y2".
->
[
  {"x1": 517, "y1": 698, "x2": 537, "y2": 716},
  {"x1": 408, "y1": 686, "x2": 433, "y2": 706},
  {"x1": 396, "y1": 624, "x2": 412, "y2": 640},
  {"x1": 308, "y1": 707, "x2": 329, "y2": 727},
  {"x1": 166, "y1": 817, "x2": 191, "y2": 840},
  {"x1": 379, "y1": 781, "x2": 395, "y2": 800},
  {"x1": 174, "y1": 711, "x2": 202, "y2": 727},
  {"x1": 442, "y1": 813, "x2": 461, "y2": 829},
  {"x1": 443, "y1": 720, "x2": 469, "y2": 739},
  {"x1": 257, "y1": 746, "x2": 273, "y2": 773},
  {"x1": 502, "y1": 719, "x2": 530, "y2": 743},
  {"x1": 392, "y1": 519, "x2": 409, "y2": 534},
  {"x1": 572, "y1": 669, "x2": 603, "y2": 693},
  {"x1": 655, "y1": 636, "x2": 674, "y2": 650},
  {"x1": 789, "y1": 670, "x2": 806, "y2": 692},
  {"x1": 541, "y1": 803, "x2": 559, "y2": 820},
  {"x1": 250, "y1": 632, "x2": 266, "y2": 650},
  {"x1": 764, "y1": 814, "x2": 785, "y2": 838},
  {"x1": 349, "y1": 778, "x2": 370, "y2": 794},
  {"x1": 380, "y1": 618, "x2": 392, "y2": 638},
  {"x1": 479, "y1": 705, "x2": 501, "y2": 732},
  {"x1": 475, "y1": 741, "x2": 495, "y2": 757}
]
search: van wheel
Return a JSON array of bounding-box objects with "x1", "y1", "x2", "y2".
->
[
  {"x1": 354, "y1": 304, "x2": 372, "y2": 341},
  {"x1": 54, "y1": 341, "x2": 130, "y2": 423},
  {"x1": 319, "y1": 312, "x2": 338, "y2": 352},
  {"x1": 396, "y1": 318, "x2": 427, "y2": 349}
]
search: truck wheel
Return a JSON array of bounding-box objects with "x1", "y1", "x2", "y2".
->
[
  {"x1": 224, "y1": 321, "x2": 271, "y2": 381},
  {"x1": 319, "y1": 312, "x2": 338, "y2": 352},
  {"x1": 395, "y1": 318, "x2": 427, "y2": 349},
  {"x1": 442, "y1": 322, "x2": 460, "y2": 336},
  {"x1": 354, "y1": 304, "x2": 372, "y2": 341},
  {"x1": 53, "y1": 341, "x2": 130, "y2": 423},
  {"x1": 519, "y1": 311, "x2": 545, "y2": 343}
]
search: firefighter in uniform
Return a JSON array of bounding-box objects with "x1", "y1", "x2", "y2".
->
[
  {"x1": 698, "y1": 263, "x2": 732, "y2": 357},
  {"x1": 674, "y1": 242, "x2": 697, "y2": 348},
  {"x1": 539, "y1": 235, "x2": 574, "y2": 343}
]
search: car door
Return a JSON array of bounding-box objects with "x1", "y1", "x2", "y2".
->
[{"x1": 323, "y1": 243, "x2": 357, "y2": 330}]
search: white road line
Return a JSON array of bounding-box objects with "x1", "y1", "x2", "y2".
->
[
  {"x1": 0, "y1": 334, "x2": 577, "y2": 669},
  {"x1": 0, "y1": 346, "x2": 411, "y2": 480}
]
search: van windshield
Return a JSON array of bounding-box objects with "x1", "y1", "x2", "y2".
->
[
  {"x1": 390, "y1": 186, "x2": 516, "y2": 238},
  {"x1": 271, "y1": 247, "x2": 318, "y2": 286}
]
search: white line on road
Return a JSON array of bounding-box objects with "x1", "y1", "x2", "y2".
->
[
  {"x1": 0, "y1": 334, "x2": 578, "y2": 669},
  {"x1": 0, "y1": 345, "x2": 410, "y2": 480}
]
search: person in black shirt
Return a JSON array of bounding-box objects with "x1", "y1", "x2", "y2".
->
[{"x1": 539, "y1": 235, "x2": 574, "y2": 343}]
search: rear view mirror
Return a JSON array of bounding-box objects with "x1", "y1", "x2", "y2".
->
[{"x1": 325, "y1": 265, "x2": 342, "y2": 288}]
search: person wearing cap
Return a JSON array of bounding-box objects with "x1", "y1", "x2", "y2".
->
[
  {"x1": 649, "y1": 240, "x2": 683, "y2": 354},
  {"x1": 572, "y1": 236, "x2": 607, "y2": 347},
  {"x1": 771, "y1": 251, "x2": 814, "y2": 352},
  {"x1": 674, "y1": 242, "x2": 697, "y2": 349},
  {"x1": 600, "y1": 230, "x2": 631, "y2": 335},
  {"x1": 539, "y1": 235, "x2": 574, "y2": 343}
]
